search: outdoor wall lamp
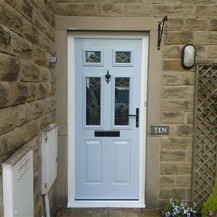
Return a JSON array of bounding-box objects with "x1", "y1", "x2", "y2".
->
[
  {"x1": 49, "y1": 56, "x2": 57, "y2": 64},
  {"x1": 181, "y1": 44, "x2": 196, "y2": 69}
]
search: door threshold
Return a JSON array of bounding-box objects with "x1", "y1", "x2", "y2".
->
[{"x1": 68, "y1": 200, "x2": 145, "y2": 208}]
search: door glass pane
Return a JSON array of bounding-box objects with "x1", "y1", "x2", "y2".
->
[
  {"x1": 86, "y1": 77, "x2": 101, "y2": 125},
  {"x1": 115, "y1": 78, "x2": 130, "y2": 125},
  {"x1": 115, "y1": 51, "x2": 131, "y2": 63},
  {"x1": 86, "y1": 51, "x2": 101, "y2": 63}
]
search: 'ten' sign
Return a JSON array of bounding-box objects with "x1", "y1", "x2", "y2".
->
[{"x1": 151, "y1": 125, "x2": 170, "y2": 135}]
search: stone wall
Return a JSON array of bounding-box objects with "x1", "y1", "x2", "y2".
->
[
  {"x1": 0, "y1": 0, "x2": 56, "y2": 216},
  {"x1": 56, "y1": 0, "x2": 217, "y2": 206}
]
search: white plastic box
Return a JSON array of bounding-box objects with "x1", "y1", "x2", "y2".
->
[
  {"x1": 41, "y1": 123, "x2": 58, "y2": 195},
  {"x1": 3, "y1": 147, "x2": 34, "y2": 217}
]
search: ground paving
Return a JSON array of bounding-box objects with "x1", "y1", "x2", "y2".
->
[{"x1": 55, "y1": 208, "x2": 161, "y2": 217}]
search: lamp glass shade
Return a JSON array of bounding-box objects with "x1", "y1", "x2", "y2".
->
[{"x1": 182, "y1": 44, "x2": 196, "y2": 69}]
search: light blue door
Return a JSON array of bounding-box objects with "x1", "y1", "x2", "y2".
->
[{"x1": 74, "y1": 38, "x2": 142, "y2": 200}]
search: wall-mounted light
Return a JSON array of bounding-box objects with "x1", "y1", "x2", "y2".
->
[
  {"x1": 49, "y1": 56, "x2": 57, "y2": 64},
  {"x1": 181, "y1": 44, "x2": 196, "y2": 69}
]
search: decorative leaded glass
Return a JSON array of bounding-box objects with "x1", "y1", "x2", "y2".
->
[
  {"x1": 115, "y1": 51, "x2": 131, "y2": 63},
  {"x1": 115, "y1": 78, "x2": 130, "y2": 125},
  {"x1": 85, "y1": 51, "x2": 101, "y2": 63},
  {"x1": 86, "y1": 77, "x2": 101, "y2": 125}
]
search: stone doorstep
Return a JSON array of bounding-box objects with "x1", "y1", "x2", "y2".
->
[{"x1": 55, "y1": 208, "x2": 161, "y2": 217}]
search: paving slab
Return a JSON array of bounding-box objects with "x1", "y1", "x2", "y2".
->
[{"x1": 55, "y1": 208, "x2": 161, "y2": 217}]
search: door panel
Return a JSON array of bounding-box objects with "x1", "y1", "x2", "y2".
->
[
  {"x1": 113, "y1": 140, "x2": 130, "y2": 184},
  {"x1": 85, "y1": 140, "x2": 102, "y2": 184},
  {"x1": 75, "y1": 38, "x2": 142, "y2": 200}
]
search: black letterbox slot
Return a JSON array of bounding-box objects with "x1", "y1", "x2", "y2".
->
[{"x1": 95, "y1": 131, "x2": 120, "y2": 137}]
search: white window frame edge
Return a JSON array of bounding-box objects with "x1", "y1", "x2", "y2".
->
[{"x1": 68, "y1": 32, "x2": 148, "y2": 208}]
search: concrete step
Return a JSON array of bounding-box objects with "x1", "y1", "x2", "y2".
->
[{"x1": 55, "y1": 208, "x2": 161, "y2": 217}]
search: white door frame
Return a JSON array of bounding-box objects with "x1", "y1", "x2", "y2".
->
[{"x1": 68, "y1": 32, "x2": 148, "y2": 208}]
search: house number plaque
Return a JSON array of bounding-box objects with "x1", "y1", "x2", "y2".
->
[{"x1": 151, "y1": 125, "x2": 170, "y2": 135}]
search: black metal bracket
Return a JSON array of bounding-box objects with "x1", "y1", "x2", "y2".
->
[{"x1": 157, "y1": 16, "x2": 168, "y2": 50}]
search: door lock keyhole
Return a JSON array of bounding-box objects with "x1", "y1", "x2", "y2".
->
[{"x1": 105, "y1": 70, "x2": 111, "y2": 84}]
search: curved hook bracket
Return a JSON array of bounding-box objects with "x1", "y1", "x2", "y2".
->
[{"x1": 158, "y1": 16, "x2": 168, "y2": 50}]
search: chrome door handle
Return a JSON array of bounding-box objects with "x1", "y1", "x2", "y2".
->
[{"x1": 129, "y1": 108, "x2": 139, "y2": 128}]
